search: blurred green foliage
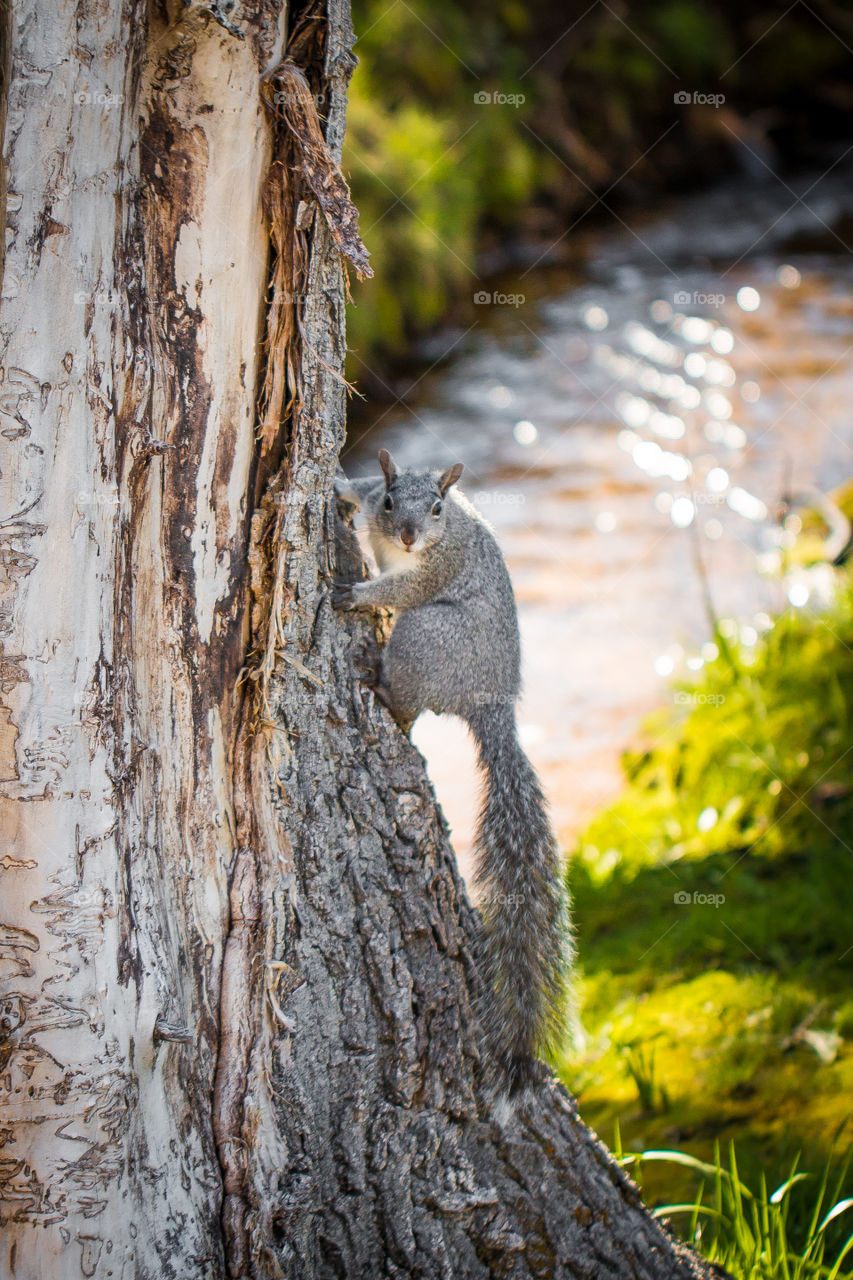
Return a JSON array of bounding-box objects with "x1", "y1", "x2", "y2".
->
[
  {"x1": 343, "y1": 0, "x2": 853, "y2": 375},
  {"x1": 345, "y1": 0, "x2": 538, "y2": 377},
  {"x1": 560, "y1": 580, "x2": 853, "y2": 1245}
]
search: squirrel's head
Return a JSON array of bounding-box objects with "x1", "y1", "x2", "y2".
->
[{"x1": 374, "y1": 449, "x2": 463, "y2": 554}]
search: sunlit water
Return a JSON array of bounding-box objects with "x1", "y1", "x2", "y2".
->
[{"x1": 346, "y1": 157, "x2": 853, "y2": 880}]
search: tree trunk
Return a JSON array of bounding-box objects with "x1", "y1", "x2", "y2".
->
[{"x1": 0, "y1": 2, "x2": 724, "y2": 1278}]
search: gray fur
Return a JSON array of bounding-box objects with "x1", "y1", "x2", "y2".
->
[{"x1": 334, "y1": 453, "x2": 572, "y2": 1093}]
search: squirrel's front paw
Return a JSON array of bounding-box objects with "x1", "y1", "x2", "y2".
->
[{"x1": 332, "y1": 579, "x2": 359, "y2": 609}]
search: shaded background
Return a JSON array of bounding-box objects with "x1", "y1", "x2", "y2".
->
[{"x1": 338, "y1": 4, "x2": 853, "y2": 1272}]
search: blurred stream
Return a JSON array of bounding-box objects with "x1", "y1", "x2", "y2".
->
[{"x1": 345, "y1": 154, "x2": 853, "y2": 881}]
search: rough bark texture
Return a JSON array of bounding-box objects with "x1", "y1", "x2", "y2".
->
[{"x1": 0, "y1": 2, "x2": 726, "y2": 1279}]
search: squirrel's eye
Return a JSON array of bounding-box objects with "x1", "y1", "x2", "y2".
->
[
  {"x1": 383, "y1": 494, "x2": 393, "y2": 511},
  {"x1": 431, "y1": 501, "x2": 442, "y2": 517}
]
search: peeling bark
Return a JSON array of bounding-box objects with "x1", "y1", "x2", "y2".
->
[
  {"x1": 0, "y1": 2, "x2": 278, "y2": 1274},
  {"x1": 0, "y1": 0, "x2": 11, "y2": 296},
  {"x1": 0, "y1": 2, "x2": 726, "y2": 1279}
]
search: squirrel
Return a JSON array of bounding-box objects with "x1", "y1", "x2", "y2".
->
[{"x1": 333, "y1": 448, "x2": 571, "y2": 1094}]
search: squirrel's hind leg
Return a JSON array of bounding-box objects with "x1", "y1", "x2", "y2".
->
[
  {"x1": 370, "y1": 677, "x2": 415, "y2": 734},
  {"x1": 382, "y1": 607, "x2": 462, "y2": 722},
  {"x1": 350, "y1": 650, "x2": 414, "y2": 732}
]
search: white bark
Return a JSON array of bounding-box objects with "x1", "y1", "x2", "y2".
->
[{"x1": 0, "y1": 4, "x2": 282, "y2": 1275}]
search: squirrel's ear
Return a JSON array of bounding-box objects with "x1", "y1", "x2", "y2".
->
[
  {"x1": 438, "y1": 462, "x2": 464, "y2": 495},
  {"x1": 378, "y1": 449, "x2": 397, "y2": 487}
]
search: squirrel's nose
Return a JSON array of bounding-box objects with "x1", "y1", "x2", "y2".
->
[{"x1": 400, "y1": 525, "x2": 417, "y2": 547}]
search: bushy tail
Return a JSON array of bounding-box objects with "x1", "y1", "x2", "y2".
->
[{"x1": 468, "y1": 704, "x2": 572, "y2": 1095}]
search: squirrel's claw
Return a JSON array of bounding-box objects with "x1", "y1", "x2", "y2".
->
[{"x1": 332, "y1": 579, "x2": 358, "y2": 609}]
